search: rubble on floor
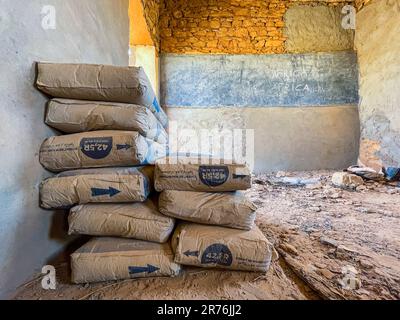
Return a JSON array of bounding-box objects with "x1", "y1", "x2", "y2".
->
[
  {"x1": 250, "y1": 170, "x2": 400, "y2": 300},
  {"x1": 331, "y1": 172, "x2": 364, "y2": 190}
]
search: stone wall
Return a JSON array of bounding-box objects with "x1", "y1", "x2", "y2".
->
[
  {"x1": 355, "y1": 0, "x2": 400, "y2": 170},
  {"x1": 159, "y1": 0, "x2": 354, "y2": 54},
  {"x1": 141, "y1": 0, "x2": 161, "y2": 52}
]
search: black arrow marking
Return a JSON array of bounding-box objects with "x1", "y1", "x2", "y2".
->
[
  {"x1": 91, "y1": 187, "x2": 121, "y2": 197},
  {"x1": 184, "y1": 250, "x2": 199, "y2": 257},
  {"x1": 117, "y1": 144, "x2": 133, "y2": 150},
  {"x1": 128, "y1": 264, "x2": 160, "y2": 275},
  {"x1": 233, "y1": 174, "x2": 248, "y2": 179}
]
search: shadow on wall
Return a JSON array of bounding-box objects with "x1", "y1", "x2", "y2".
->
[{"x1": 4, "y1": 65, "x2": 95, "y2": 297}]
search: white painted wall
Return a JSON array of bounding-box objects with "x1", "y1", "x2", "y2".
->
[
  {"x1": 0, "y1": 0, "x2": 129, "y2": 298},
  {"x1": 130, "y1": 45, "x2": 160, "y2": 98}
]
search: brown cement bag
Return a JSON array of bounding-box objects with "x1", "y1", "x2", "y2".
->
[
  {"x1": 36, "y1": 62, "x2": 168, "y2": 128},
  {"x1": 46, "y1": 99, "x2": 168, "y2": 144},
  {"x1": 40, "y1": 167, "x2": 153, "y2": 209},
  {"x1": 159, "y1": 191, "x2": 257, "y2": 230},
  {"x1": 155, "y1": 157, "x2": 252, "y2": 192},
  {"x1": 172, "y1": 223, "x2": 275, "y2": 272},
  {"x1": 69, "y1": 200, "x2": 175, "y2": 243},
  {"x1": 71, "y1": 237, "x2": 181, "y2": 284},
  {"x1": 39, "y1": 131, "x2": 165, "y2": 172}
]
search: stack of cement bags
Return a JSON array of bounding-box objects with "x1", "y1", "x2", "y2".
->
[
  {"x1": 36, "y1": 63, "x2": 181, "y2": 283},
  {"x1": 36, "y1": 63, "x2": 168, "y2": 172},
  {"x1": 156, "y1": 157, "x2": 277, "y2": 272}
]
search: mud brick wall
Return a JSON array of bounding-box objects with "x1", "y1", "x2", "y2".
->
[{"x1": 159, "y1": 0, "x2": 354, "y2": 54}]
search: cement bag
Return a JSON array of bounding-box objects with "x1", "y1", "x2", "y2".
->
[
  {"x1": 172, "y1": 223, "x2": 275, "y2": 272},
  {"x1": 46, "y1": 99, "x2": 168, "y2": 144},
  {"x1": 69, "y1": 200, "x2": 175, "y2": 243},
  {"x1": 40, "y1": 167, "x2": 153, "y2": 209},
  {"x1": 39, "y1": 130, "x2": 165, "y2": 172},
  {"x1": 155, "y1": 157, "x2": 252, "y2": 192},
  {"x1": 71, "y1": 237, "x2": 181, "y2": 284},
  {"x1": 159, "y1": 191, "x2": 257, "y2": 230},
  {"x1": 36, "y1": 63, "x2": 168, "y2": 128}
]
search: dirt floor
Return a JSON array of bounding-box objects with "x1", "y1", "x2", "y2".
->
[{"x1": 13, "y1": 171, "x2": 400, "y2": 300}]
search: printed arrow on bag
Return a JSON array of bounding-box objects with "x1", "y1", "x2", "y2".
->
[
  {"x1": 128, "y1": 264, "x2": 160, "y2": 275},
  {"x1": 91, "y1": 187, "x2": 121, "y2": 197},
  {"x1": 117, "y1": 144, "x2": 133, "y2": 150},
  {"x1": 184, "y1": 250, "x2": 199, "y2": 257},
  {"x1": 233, "y1": 174, "x2": 248, "y2": 179}
]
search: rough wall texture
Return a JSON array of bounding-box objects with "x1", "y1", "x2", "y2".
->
[
  {"x1": 355, "y1": 0, "x2": 400, "y2": 170},
  {"x1": 355, "y1": 0, "x2": 372, "y2": 10},
  {"x1": 284, "y1": 5, "x2": 354, "y2": 53},
  {"x1": 0, "y1": 0, "x2": 129, "y2": 298},
  {"x1": 159, "y1": 0, "x2": 355, "y2": 54},
  {"x1": 141, "y1": 0, "x2": 161, "y2": 52}
]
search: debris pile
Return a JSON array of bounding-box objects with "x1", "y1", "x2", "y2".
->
[{"x1": 331, "y1": 165, "x2": 400, "y2": 191}]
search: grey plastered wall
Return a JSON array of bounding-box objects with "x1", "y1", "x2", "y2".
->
[
  {"x1": 0, "y1": 0, "x2": 129, "y2": 298},
  {"x1": 167, "y1": 106, "x2": 360, "y2": 173},
  {"x1": 161, "y1": 51, "x2": 360, "y2": 173},
  {"x1": 355, "y1": 0, "x2": 400, "y2": 170},
  {"x1": 161, "y1": 52, "x2": 359, "y2": 107}
]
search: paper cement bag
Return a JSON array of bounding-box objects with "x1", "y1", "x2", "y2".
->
[
  {"x1": 45, "y1": 99, "x2": 168, "y2": 144},
  {"x1": 71, "y1": 237, "x2": 181, "y2": 284},
  {"x1": 69, "y1": 200, "x2": 175, "y2": 243},
  {"x1": 159, "y1": 191, "x2": 257, "y2": 230},
  {"x1": 39, "y1": 131, "x2": 165, "y2": 172},
  {"x1": 40, "y1": 167, "x2": 153, "y2": 209},
  {"x1": 36, "y1": 62, "x2": 168, "y2": 128},
  {"x1": 154, "y1": 157, "x2": 252, "y2": 192},
  {"x1": 172, "y1": 223, "x2": 275, "y2": 272}
]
